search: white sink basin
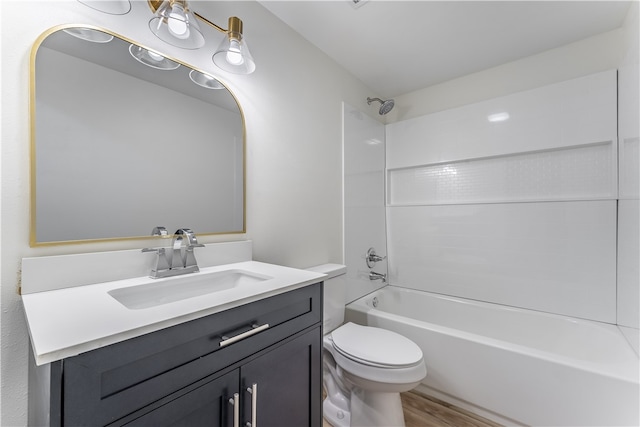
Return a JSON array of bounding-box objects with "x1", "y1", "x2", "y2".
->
[{"x1": 108, "y1": 269, "x2": 273, "y2": 309}]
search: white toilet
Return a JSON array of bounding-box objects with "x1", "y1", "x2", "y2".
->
[{"x1": 307, "y1": 264, "x2": 427, "y2": 427}]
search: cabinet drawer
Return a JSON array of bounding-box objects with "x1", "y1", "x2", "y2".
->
[{"x1": 61, "y1": 282, "x2": 321, "y2": 426}]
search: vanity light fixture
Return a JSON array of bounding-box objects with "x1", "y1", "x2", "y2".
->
[
  {"x1": 128, "y1": 44, "x2": 180, "y2": 70},
  {"x1": 148, "y1": 0, "x2": 205, "y2": 49},
  {"x1": 148, "y1": 0, "x2": 256, "y2": 74},
  {"x1": 189, "y1": 70, "x2": 225, "y2": 89},
  {"x1": 211, "y1": 17, "x2": 256, "y2": 74},
  {"x1": 63, "y1": 28, "x2": 114, "y2": 43}
]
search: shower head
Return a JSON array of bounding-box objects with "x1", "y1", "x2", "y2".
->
[{"x1": 367, "y1": 97, "x2": 395, "y2": 115}]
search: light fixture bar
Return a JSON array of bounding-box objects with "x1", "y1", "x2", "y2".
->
[
  {"x1": 147, "y1": 0, "x2": 256, "y2": 74},
  {"x1": 193, "y1": 11, "x2": 228, "y2": 34}
]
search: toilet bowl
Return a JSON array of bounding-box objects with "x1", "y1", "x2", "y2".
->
[
  {"x1": 324, "y1": 322, "x2": 427, "y2": 427},
  {"x1": 306, "y1": 264, "x2": 427, "y2": 427}
]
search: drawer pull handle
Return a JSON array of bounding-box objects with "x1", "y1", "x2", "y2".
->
[
  {"x1": 228, "y1": 393, "x2": 239, "y2": 427},
  {"x1": 220, "y1": 323, "x2": 270, "y2": 347},
  {"x1": 246, "y1": 383, "x2": 258, "y2": 427}
]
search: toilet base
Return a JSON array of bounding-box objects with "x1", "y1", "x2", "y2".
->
[
  {"x1": 350, "y1": 388, "x2": 405, "y2": 427},
  {"x1": 323, "y1": 396, "x2": 351, "y2": 427},
  {"x1": 324, "y1": 389, "x2": 407, "y2": 427}
]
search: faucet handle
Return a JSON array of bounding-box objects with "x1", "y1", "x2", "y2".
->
[
  {"x1": 366, "y1": 247, "x2": 387, "y2": 268},
  {"x1": 151, "y1": 226, "x2": 168, "y2": 237},
  {"x1": 142, "y1": 247, "x2": 171, "y2": 274}
]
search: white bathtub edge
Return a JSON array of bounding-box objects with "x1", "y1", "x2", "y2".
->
[
  {"x1": 347, "y1": 288, "x2": 639, "y2": 383},
  {"x1": 619, "y1": 325, "x2": 640, "y2": 357}
]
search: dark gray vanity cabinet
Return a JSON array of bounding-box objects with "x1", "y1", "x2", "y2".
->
[
  {"x1": 48, "y1": 283, "x2": 322, "y2": 427},
  {"x1": 118, "y1": 369, "x2": 239, "y2": 426}
]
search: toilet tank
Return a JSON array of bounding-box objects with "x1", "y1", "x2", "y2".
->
[{"x1": 306, "y1": 264, "x2": 347, "y2": 333}]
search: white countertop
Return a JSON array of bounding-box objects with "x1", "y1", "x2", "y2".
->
[{"x1": 22, "y1": 261, "x2": 326, "y2": 366}]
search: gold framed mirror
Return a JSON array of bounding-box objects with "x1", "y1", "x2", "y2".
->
[{"x1": 30, "y1": 25, "x2": 246, "y2": 246}]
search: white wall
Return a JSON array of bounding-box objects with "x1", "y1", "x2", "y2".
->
[{"x1": 0, "y1": 1, "x2": 377, "y2": 425}]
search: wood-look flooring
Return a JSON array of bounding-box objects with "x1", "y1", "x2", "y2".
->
[{"x1": 323, "y1": 390, "x2": 503, "y2": 427}]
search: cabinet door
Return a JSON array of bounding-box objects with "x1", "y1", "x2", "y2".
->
[
  {"x1": 241, "y1": 327, "x2": 322, "y2": 427},
  {"x1": 120, "y1": 370, "x2": 239, "y2": 427}
]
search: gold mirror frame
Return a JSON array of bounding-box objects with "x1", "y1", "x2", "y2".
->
[{"x1": 30, "y1": 25, "x2": 246, "y2": 246}]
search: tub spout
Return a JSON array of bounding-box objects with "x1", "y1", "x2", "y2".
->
[{"x1": 369, "y1": 271, "x2": 386, "y2": 283}]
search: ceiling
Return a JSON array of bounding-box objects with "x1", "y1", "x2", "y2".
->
[{"x1": 260, "y1": 0, "x2": 632, "y2": 98}]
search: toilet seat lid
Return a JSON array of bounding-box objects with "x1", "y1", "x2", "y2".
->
[{"x1": 331, "y1": 322, "x2": 423, "y2": 367}]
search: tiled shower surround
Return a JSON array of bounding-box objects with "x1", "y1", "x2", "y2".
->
[{"x1": 384, "y1": 70, "x2": 636, "y2": 326}]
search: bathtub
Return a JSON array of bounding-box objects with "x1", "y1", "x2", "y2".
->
[{"x1": 345, "y1": 286, "x2": 640, "y2": 426}]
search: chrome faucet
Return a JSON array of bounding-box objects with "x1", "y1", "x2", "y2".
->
[
  {"x1": 172, "y1": 228, "x2": 205, "y2": 272},
  {"x1": 369, "y1": 271, "x2": 387, "y2": 283},
  {"x1": 142, "y1": 227, "x2": 204, "y2": 278}
]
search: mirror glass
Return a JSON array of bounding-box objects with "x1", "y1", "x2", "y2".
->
[{"x1": 31, "y1": 27, "x2": 245, "y2": 245}]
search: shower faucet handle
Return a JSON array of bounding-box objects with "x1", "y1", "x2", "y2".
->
[{"x1": 366, "y1": 247, "x2": 387, "y2": 268}]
